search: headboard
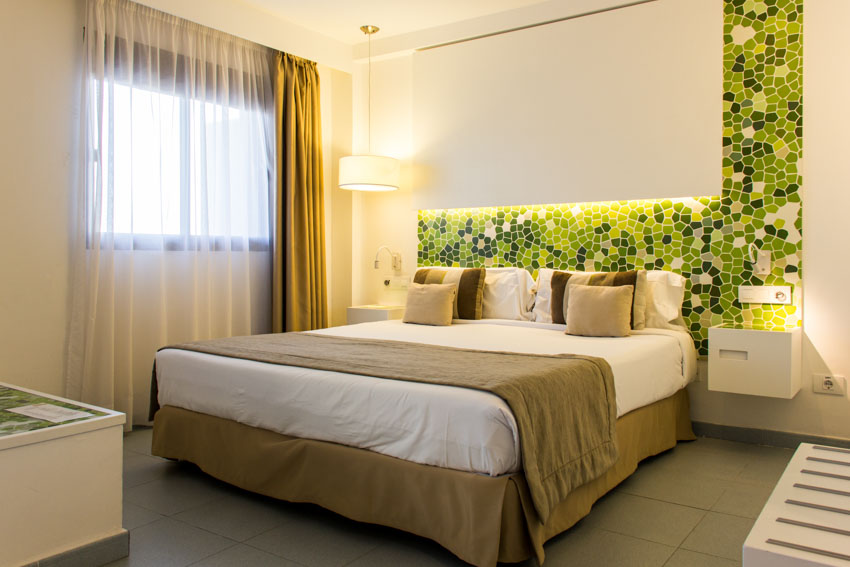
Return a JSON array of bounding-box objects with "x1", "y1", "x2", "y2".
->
[{"x1": 418, "y1": 197, "x2": 800, "y2": 355}]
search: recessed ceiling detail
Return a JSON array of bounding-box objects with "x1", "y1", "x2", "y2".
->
[{"x1": 241, "y1": 0, "x2": 552, "y2": 44}]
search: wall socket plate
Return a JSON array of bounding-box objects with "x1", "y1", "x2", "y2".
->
[
  {"x1": 812, "y1": 374, "x2": 846, "y2": 396},
  {"x1": 383, "y1": 276, "x2": 410, "y2": 290},
  {"x1": 738, "y1": 285, "x2": 792, "y2": 305}
]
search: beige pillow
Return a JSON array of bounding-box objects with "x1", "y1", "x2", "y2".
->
[
  {"x1": 403, "y1": 283, "x2": 457, "y2": 326},
  {"x1": 561, "y1": 270, "x2": 642, "y2": 328},
  {"x1": 566, "y1": 284, "x2": 634, "y2": 337}
]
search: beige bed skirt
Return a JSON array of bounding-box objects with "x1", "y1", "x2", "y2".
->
[{"x1": 152, "y1": 389, "x2": 694, "y2": 567}]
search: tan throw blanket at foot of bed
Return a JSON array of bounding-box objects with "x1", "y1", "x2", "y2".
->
[{"x1": 152, "y1": 333, "x2": 618, "y2": 523}]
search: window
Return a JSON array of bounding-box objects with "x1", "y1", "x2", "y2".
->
[{"x1": 87, "y1": 52, "x2": 273, "y2": 251}]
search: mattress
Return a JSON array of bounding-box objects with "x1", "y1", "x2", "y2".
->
[{"x1": 155, "y1": 319, "x2": 696, "y2": 476}]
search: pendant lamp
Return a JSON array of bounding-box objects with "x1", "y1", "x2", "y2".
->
[{"x1": 339, "y1": 25, "x2": 400, "y2": 192}]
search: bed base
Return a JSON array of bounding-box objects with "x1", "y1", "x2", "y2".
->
[{"x1": 152, "y1": 389, "x2": 693, "y2": 566}]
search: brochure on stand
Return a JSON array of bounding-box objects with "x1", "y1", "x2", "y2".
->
[{"x1": 7, "y1": 403, "x2": 94, "y2": 423}]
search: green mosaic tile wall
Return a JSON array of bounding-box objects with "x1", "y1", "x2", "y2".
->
[{"x1": 417, "y1": 0, "x2": 802, "y2": 354}]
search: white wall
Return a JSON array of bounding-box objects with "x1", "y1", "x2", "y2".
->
[
  {"x1": 801, "y1": 0, "x2": 850, "y2": 409},
  {"x1": 351, "y1": 55, "x2": 418, "y2": 308},
  {"x1": 320, "y1": 65, "x2": 354, "y2": 327},
  {"x1": 0, "y1": 0, "x2": 84, "y2": 396},
  {"x1": 412, "y1": 0, "x2": 721, "y2": 209}
]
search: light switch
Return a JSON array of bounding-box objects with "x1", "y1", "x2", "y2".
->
[{"x1": 738, "y1": 285, "x2": 792, "y2": 305}]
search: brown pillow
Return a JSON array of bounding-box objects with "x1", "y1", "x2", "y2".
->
[
  {"x1": 566, "y1": 285, "x2": 634, "y2": 337},
  {"x1": 561, "y1": 270, "x2": 639, "y2": 327},
  {"x1": 403, "y1": 283, "x2": 456, "y2": 326},
  {"x1": 413, "y1": 268, "x2": 485, "y2": 320},
  {"x1": 550, "y1": 271, "x2": 573, "y2": 324}
]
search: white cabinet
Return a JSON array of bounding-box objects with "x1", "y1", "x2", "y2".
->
[
  {"x1": 708, "y1": 324, "x2": 801, "y2": 399},
  {"x1": 347, "y1": 304, "x2": 405, "y2": 325},
  {"x1": 0, "y1": 382, "x2": 127, "y2": 566}
]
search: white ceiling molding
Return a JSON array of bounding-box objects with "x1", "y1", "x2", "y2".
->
[
  {"x1": 243, "y1": 0, "x2": 552, "y2": 45},
  {"x1": 353, "y1": 0, "x2": 651, "y2": 60},
  {"x1": 134, "y1": 0, "x2": 354, "y2": 71},
  {"x1": 131, "y1": 0, "x2": 654, "y2": 71}
]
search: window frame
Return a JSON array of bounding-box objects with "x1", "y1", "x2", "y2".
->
[{"x1": 85, "y1": 37, "x2": 274, "y2": 252}]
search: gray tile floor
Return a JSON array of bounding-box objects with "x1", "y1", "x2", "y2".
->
[{"x1": 109, "y1": 429, "x2": 793, "y2": 566}]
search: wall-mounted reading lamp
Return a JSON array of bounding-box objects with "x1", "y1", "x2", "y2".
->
[
  {"x1": 338, "y1": 25, "x2": 401, "y2": 192},
  {"x1": 374, "y1": 245, "x2": 402, "y2": 272},
  {"x1": 750, "y1": 243, "x2": 771, "y2": 276}
]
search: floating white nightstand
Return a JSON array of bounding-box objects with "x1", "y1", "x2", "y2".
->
[
  {"x1": 347, "y1": 304, "x2": 405, "y2": 325},
  {"x1": 708, "y1": 323, "x2": 801, "y2": 398}
]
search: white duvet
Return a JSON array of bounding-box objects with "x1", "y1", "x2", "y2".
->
[{"x1": 156, "y1": 319, "x2": 696, "y2": 476}]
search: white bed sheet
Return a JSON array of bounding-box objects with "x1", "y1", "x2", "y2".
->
[{"x1": 156, "y1": 319, "x2": 696, "y2": 476}]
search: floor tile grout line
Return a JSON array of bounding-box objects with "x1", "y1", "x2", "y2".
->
[
  {"x1": 590, "y1": 495, "x2": 754, "y2": 563},
  {"x1": 121, "y1": 489, "x2": 229, "y2": 517},
  {"x1": 616, "y1": 478, "x2": 775, "y2": 516},
  {"x1": 611, "y1": 488, "x2": 730, "y2": 515},
  {"x1": 167, "y1": 514, "x2": 244, "y2": 544},
  {"x1": 183, "y1": 539, "x2": 241, "y2": 567},
  {"x1": 592, "y1": 526, "x2": 679, "y2": 551},
  {"x1": 677, "y1": 512, "x2": 751, "y2": 563},
  {"x1": 240, "y1": 526, "x2": 317, "y2": 566},
  {"x1": 672, "y1": 506, "x2": 711, "y2": 562},
  {"x1": 339, "y1": 540, "x2": 384, "y2": 567}
]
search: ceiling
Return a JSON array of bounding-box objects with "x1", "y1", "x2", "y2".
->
[{"x1": 242, "y1": 0, "x2": 553, "y2": 45}]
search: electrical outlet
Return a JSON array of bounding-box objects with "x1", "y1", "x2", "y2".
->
[
  {"x1": 812, "y1": 374, "x2": 846, "y2": 396},
  {"x1": 383, "y1": 276, "x2": 410, "y2": 290}
]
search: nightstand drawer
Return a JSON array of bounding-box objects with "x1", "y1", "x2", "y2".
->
[{"x1": 708, "y1": 325, "x2": 801, "y2": 398}]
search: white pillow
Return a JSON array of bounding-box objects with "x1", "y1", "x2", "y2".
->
[
  {"x1": 419, "y1": 266, "x2": 535, "y2": 321},
  {"x1": 482, "y1": 269, "x2": 535, "y2": 320},
  {"x1": 531, "y1": 268, "x2": 556, "y2": 323},
  {"x1": 644, "y1": 270, "x2": 688, "y2": 331}
]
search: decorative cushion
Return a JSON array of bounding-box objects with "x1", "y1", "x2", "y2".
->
[
  {"x1": 564, "y1": 270, "x2": 645, "y2": 328},
  {"x1": 413, "y1": 268, "x2": 485, "y2": 320},
  {"x1": 402, "y1": 283, "x2": 456, "y2": 326},
  {"x1": 533, "y1": 269, "x2": 646, "y2": 328},
  {"x1": 549, "y1": 271, "x2": 573, "y2": 325},
  {"x1": 566, "y1": 284, "x2": 634, "y2": 337}
]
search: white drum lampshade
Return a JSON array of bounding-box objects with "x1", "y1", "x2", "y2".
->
[{"x1": 338, "y1": 155, "x2": 400, "y2": 191}]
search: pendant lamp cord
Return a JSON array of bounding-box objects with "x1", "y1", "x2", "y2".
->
[{"x1": 368, "y1": 30, "x2": 372, "y2": 154}]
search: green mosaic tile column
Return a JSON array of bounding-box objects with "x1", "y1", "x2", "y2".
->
[
  {"x1": 722, "y1": 0, "x2": 802, "y2": 338},
  {"x1": 418, "y1": 0, "x2": 803, "y2": 355}
]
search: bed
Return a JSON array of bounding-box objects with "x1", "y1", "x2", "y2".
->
[{"x1": 151, "y1": 315, "x2": 697, "y2": 566}]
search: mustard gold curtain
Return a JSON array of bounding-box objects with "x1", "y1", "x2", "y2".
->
[{"x1": 273, "y1": 53, "x2": 328, "y2": 332}]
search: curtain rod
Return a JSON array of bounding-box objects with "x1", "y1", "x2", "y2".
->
[{"x1": 416, "y1": 0, "x2": 658, "y2": 52}]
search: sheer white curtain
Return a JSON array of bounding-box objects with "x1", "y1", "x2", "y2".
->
[{"x1": 66, "y1": 0, "x2": 275, "y2": 426}]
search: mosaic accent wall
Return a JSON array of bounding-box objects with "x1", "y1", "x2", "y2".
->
[{"x1": 417, "y1": 0, "x2": 803, "y2": 354}]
